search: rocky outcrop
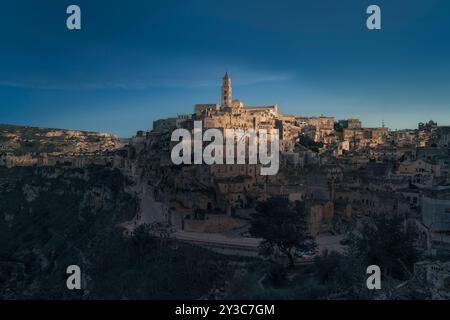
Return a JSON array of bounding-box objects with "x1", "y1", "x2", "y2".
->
[{"x1": 0, "y1": 124, "x2": 121, "y2": 168}]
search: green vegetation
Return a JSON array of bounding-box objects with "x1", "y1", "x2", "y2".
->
[
  {"x1": 299, "y1": 134, "x2": 323, "y2": 152},
  {"x1": 345, "y1": 214, "x2": 420, "y2": 280},
  {"x1": 87, "y1": 225, "x2": 237, "y2": 299},
  {"x1": 228, "y1": 212, "x2": 423, "y2": 299},
  {"x1": 0, "y1": 165, "x2": 424, "y2": 300},
  {"x1": 0, "y1": 166, "x2": 240, "y2": 299},
  {"x1": 250, "y1": 197, "x2": 316, "y2": 267}
]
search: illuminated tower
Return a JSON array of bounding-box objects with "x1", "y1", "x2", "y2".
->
[{"x1": 221, "y1": 72, "x2": 232, "y2": 107}]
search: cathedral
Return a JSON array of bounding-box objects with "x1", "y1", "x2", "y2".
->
[
  {"x1": 194, "y1": 72, "x2": 279, "y2": 119},
  {"x1": 153, "y1": 73, "x2": 303, "y2": 153},
  {"x1": 191, "y1": 73, "x2": 300, "y2": 152}
]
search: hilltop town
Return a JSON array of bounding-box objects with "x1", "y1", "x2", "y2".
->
[
  {"x1": 128, "y1": 73, "x2": 449, "y2": 242},
  {"x1": 1, "y1": 73, "x2": 449, "y2": 298}
]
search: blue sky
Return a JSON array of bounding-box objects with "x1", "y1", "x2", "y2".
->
[{"x1": 0, "y1": 0, "x2": 449, "y2": 137}]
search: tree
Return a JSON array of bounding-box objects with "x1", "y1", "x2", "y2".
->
[
  {"x1": 126, "y1": 224, "x2": 158, "y2": 266},
  {"x1": 249, "y1": 197, "x2": 316, "y2": 268},
  {"x1": 313, "y1": 250, "x2": 371, "y2": 299},
  {"x1": 299, "y1": 134, "x2": 323, "y2": 153},
  {"x1": 346, "y1": 214, "x2": 420, "y2": 280}
]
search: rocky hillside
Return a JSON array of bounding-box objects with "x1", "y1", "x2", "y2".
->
[
  {"x1": 0, "y1": 124, "x2": 120, "y2": 156},
  {"x1": 0, "y1": 165, "x2": 244, "y2": 299}
]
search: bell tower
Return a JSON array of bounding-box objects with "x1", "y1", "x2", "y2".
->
[{"x1": 221, "y1": 72, "x2": 232, "y2": 107}]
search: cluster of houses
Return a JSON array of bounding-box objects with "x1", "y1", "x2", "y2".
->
[
  {"x1": 124, "y1": 74, "x2": 450, "y2": 260},
  {"x1": 1, "y1": 74, "x2": 449, "y2": 259}
]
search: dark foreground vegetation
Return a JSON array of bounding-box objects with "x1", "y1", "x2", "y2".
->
[
  {"x1": 0, "y1": 166, "x2": 244, "y2": 299},
  {"x1": 0, "y1": 167, "x2": 432, "y2": 299}
]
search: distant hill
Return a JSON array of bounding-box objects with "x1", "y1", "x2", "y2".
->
[{"x1": 0, "y1": 124, "x2": 120, "y2": 156}]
